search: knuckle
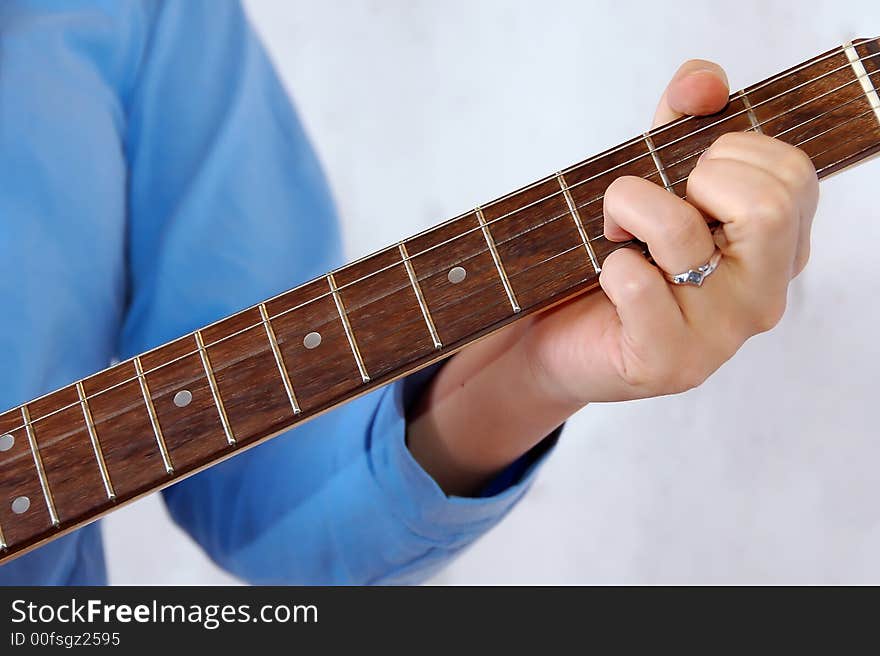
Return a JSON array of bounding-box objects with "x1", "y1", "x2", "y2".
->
[
  {"x1": 788, "y1": 146, "x2": 816, "y2": 177},
  {"x1": 708, "y1": 131, "x2": 757, "y2": 156},
  {"x1": 749, "y1": 183, "x2": 797, "y2": 231},
  {"x1": 620, "y1": 276, "x2": 651, "y2": 301},
  {"x1": 657, "y1": 207, "x2": 704, "y2": 247},
  {"x1": 779, "y1": 146, "x2": 817, "y2": 188},
  {"x1": 712, "y1": 131, "x2": 741, "y2": 150},
  {"x1": 613, "y1": 269, "x2": 656, "y2": 305}
]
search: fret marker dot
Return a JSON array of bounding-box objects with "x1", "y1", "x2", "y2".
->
[
  {"x1": 303, "y1": 332, "x2": 322, "y2": 349},
  {"x1": 448, "y1": 266, "x2": 466, "y2": 284},
  {"x1": 173, "y1": 390, "x2": 193, "y2": 408},
  {"x1": 11, "y1": 496, "x2": 30, "y2": 514},
  {"x1": 0, "y1": 434, "x2": 13, "y2": 452}
]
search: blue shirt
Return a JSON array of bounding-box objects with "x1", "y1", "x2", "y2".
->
[{"x1": 0, "y1": 0, "x2": 550, "y2": 585}]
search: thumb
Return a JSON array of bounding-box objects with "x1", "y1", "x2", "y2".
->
[{"x1": 652, "y1": 59, "x2": 730, "y2": 128}]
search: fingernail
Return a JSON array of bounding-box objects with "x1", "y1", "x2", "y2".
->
[{"x1": 690, "y1": 67, "x2": 728, "y2": 86}]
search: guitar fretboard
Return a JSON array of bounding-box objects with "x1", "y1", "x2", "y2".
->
[{"x1": 1, "y1": 39, "x2": 879, "y2": 564}]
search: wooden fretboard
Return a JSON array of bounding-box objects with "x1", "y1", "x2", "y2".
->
[{"x1": 2, "y1": 39, "x2": 879, "y2": 565}]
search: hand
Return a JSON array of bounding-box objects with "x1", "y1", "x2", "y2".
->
[{"x1": 407, "y1": 60, "x2": 819, "y2": 495}]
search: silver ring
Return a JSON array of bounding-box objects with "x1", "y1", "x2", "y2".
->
[{"x1": 663, "y1": 248, "x2": 722, "y2": 287}]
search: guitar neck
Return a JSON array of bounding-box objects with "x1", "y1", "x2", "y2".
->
[{"x1": 1, "y1": 38, "x2": 879, "y2": 565}]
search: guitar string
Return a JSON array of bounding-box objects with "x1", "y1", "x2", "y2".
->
[
  {"x1": 362, "y1": 50, "x2": 880, "y2": 275},
  {"x1": 499, "y1": 91, "x2": 878, "y2": 250},
  {"x1": 0, "y1": 40, "x2": 878, "y2": 546},
  {"x1": 389, "y1": 42, "x2": 877, "y2": 237},
  {"x1": 242, "y1": 104, "x2": 880, "y2": 353},
  {"x1": 5, "y1": 112, "x2": 876, "y2": 450},
  {"x1": 2, "y1": 130, "x2": 878, "y2": 541},
  {"x1": 508, "y1": 52, "x2": 880, "y2": 233},
  {"x1": 397, "y1": 63, "x2": 880, "y2": 279},
  {"x1": 2, "y1": 52, "x2": 879, "y2": 437},
  {"x1": 14, "y1": 98, "x2": 874, "y2": 449},
  {"x1": 3, "y1": 57, "x2": 878, "y2": 436}
]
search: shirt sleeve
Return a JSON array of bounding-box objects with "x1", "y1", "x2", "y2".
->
[{"x1": 121, "y1": 0, "x2": 555, "y2": 584}]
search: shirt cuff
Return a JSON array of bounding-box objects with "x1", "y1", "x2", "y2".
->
[{"x1": 367, "y1": 364, "x2": 559, "y2": 545}]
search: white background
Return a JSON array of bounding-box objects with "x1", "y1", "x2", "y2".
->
[{"x1": 104, "y1": 0, "x2": 880, "y2": 584}]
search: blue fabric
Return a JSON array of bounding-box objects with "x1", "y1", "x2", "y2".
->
[{"x1": 0, "y1": 0, "x2": 553, "y2": 585}]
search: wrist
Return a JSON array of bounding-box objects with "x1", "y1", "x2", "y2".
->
[{"x1": 406, "y1": 331, "x2": 581, "y2": 496}]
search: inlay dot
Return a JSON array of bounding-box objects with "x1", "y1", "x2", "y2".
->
[
  {"x1": 0, "y1": 434, "x2": 13, "y2": 452},
  {"x1": 173, "y1": 390, "x2": 193, "y2": 408},
  {"x1": 11, "y1": 496, "x2": 30, "y2": 515},
  {"x1": 448, "y1": 266, "x2": 467, "y2": 284},
  {"x1": 303, "y1": 331, "x2": 322, "y2": 349}
]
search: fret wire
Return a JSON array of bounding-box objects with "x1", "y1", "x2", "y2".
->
[
  {"x1": 355, "y1": 91, "x2": 869, "y2": 340},
  {"x1": 642, "y1": 88, "x2": 873, "y2": 178},
  {"x1": 398, "y1": 243, "x2": 443, "y2": 349},
  {"x1": 194, "y1": 331, "x2": 237, "y2": 445},
  {"x1": 296, "y1": 44, "x2": 865, "y2": 270},
  {"x1": 511, "y1": 42, "x2": 866, "y2": 202},
  {"x1": 259, "y1": 303, "x2": 303, "y2": 415},
  {"x1": 328, "y1": 273, "x2": 371, "y2": 383},
  {"x1": 0, "y1": 47, "x2": 876, "y2": 566},
  {"x1": 2, "y1": 53, "x2": 880, "y2": 437},
  {"x1": 1, "y1": 117, "x2": 875, "y2": 472},
  {"x1": 458, "y1": 82, "x2": 877, "y2": 258},
  {"x1": 568, "y1": 87, "x2": 879, "y2": 238},
  {"x1": 643, "y1": 133, "x2": 673, "y2": 191},
  {"x1": 256, "y1": 56, "x2": 880, "y2": 318},
  {"x1": 741, "y1": 92, "x2": 763, "y2": 133},
  {"x1": 76, "y1": 381, "x2": 116, "y2": 501},
  {"x1": 556, "y1": 172, "x2": 600, "y2": 273},
  {"x1": 642, "y1": 104, "x2": 880, "y2": 197},
  {"x1": 621, "y1": 42, "x2": 863, "y2": 147},
  {"x1": 635, "y1": 48, "x2": 880, "y2": 164},
  {"x1": 525, "y1": 47, "x2": 880, "y2": 214},
  {"x1": 476, "y1": 206, "x2": 521, "y2": 313},
  {"x1": 579, "y1": 102, "x2": 880, "y2": 233},
  {"x1": 844, "y1": 41, "x2": 880, "y2": 127},
  {"x1": 474, "y1": 63, "x2": 880, "y2": 250},
  {"x1": 306, "y1": 59, "x2": 879, "y2": 294},
  {"x1": 575, "y1": 94, "x2": 880, "y2": 234},
  {"x1": 21, "y1": 406, "x2": 60, "y2": 527},
  {"x1": 133, "y1": 357, "x2": 175, "y2": 474},
  {"x1": 14, "y1": 80, "x2": 880, "y2": 442},
  {"x1": 369, "y1": 56, "x2": 877, "y2": 277}
]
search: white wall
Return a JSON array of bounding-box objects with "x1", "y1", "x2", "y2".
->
[{"x1": 104, "y1": 0, "x2": 880, "y2": 584}]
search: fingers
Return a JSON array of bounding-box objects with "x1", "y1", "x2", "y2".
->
[
  {"x1": 687, "y1": 157, "x2": 801, "y2": 284},
  {"x1": 653, "y1": 59, "x2": 730, "y2": 127},
  {"x1": 701, "y1": 132, "x2": 819, "y2": 215},
  {"x1": 603, "y1": 176, "x2": 716, "y2": 275},
  {"x1": 585, "y1": 60, "x2": 815, "y2": 401},
  {"x1": 685, "y1": 155, "x2": 806, "y2": 333},
  {"x1": 700, "y1": 132, "x2": 818, "y2": 276},
  {"x1": 602, "y1": 129, "x2": 811, "y2": 370},
  {"x1": 599, "y1": 248, "x2": 686, "y2": 380}
]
